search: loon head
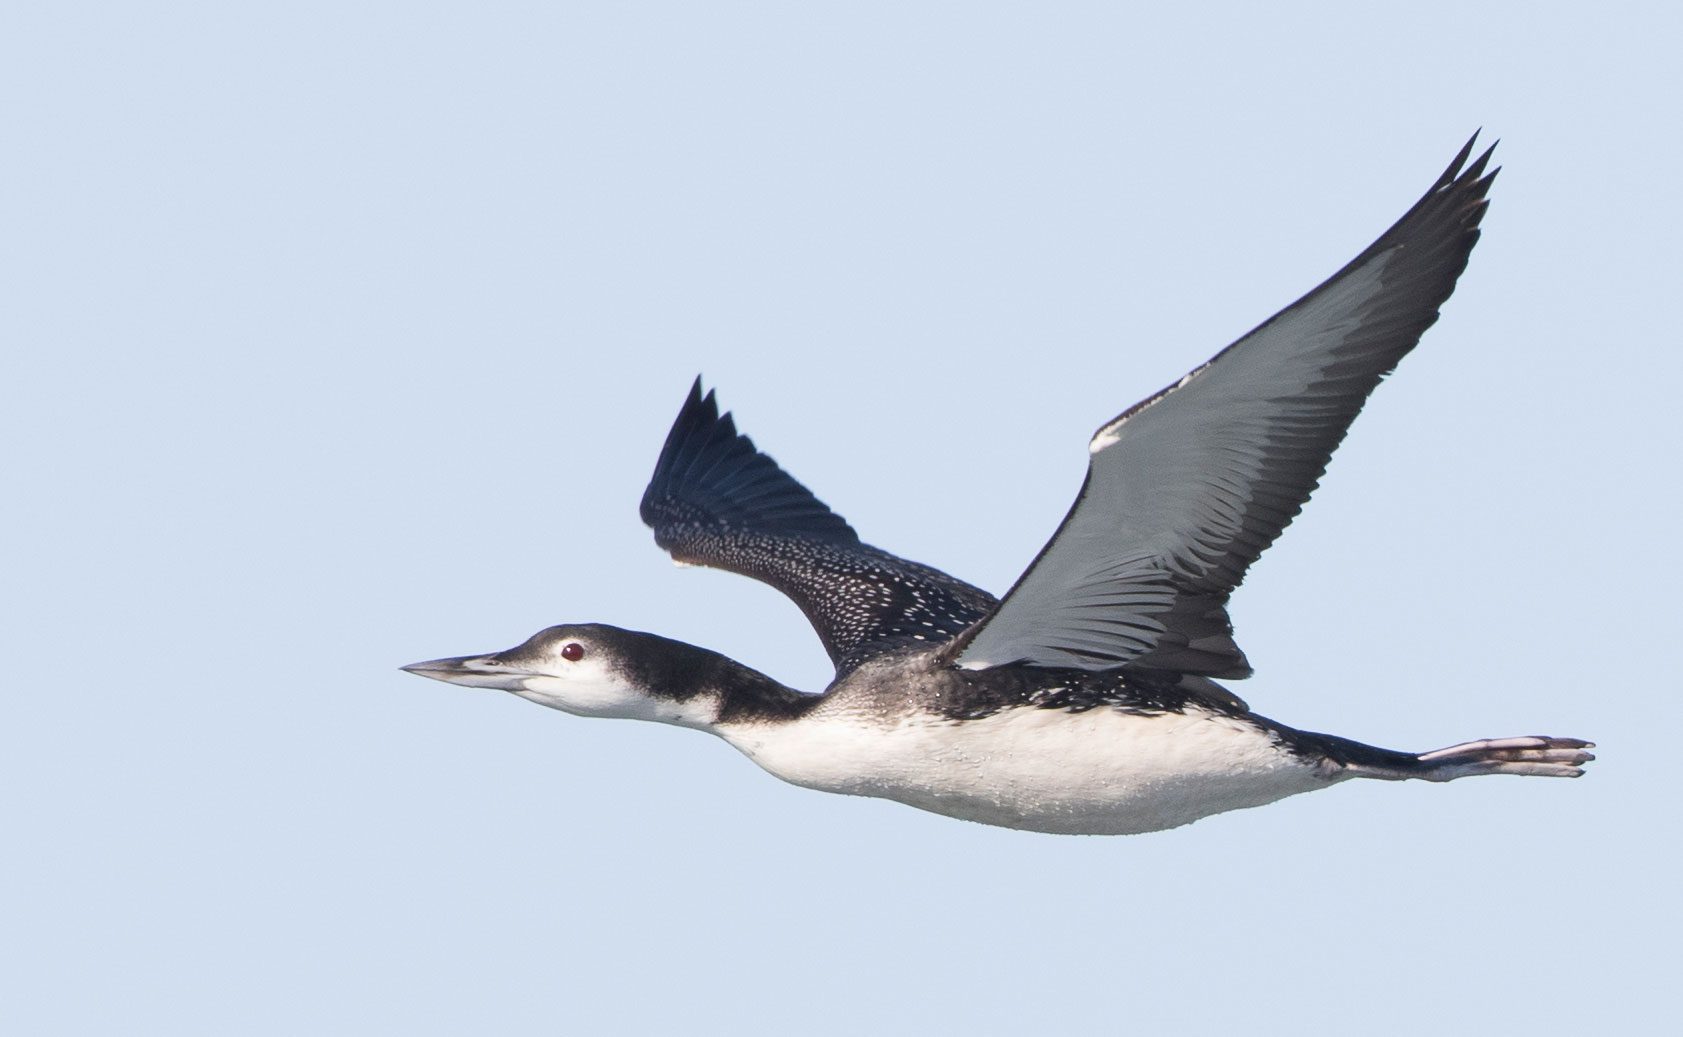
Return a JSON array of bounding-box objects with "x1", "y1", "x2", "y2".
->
[{"x1": 402, "y1": 623, "x2": 804, "y2": 729}]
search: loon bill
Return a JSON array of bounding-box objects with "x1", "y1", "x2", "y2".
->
[{"x1": 405, "y1": 135, "x2": 1593, "y2": 836}]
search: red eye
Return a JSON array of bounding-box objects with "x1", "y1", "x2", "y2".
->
[{"x1": 561, "y1": 642, "x2": 585, "y2": 662}]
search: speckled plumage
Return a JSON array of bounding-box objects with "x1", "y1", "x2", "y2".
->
[{"x1": 640, "y1": 381, "x2": 998, "y2": 674}]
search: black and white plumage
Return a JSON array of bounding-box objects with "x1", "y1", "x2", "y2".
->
[{"x1": 405, "y1": 136, "x2": 1593, "y2": 835}]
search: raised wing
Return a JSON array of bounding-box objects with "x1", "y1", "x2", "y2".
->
[
  {"x1": 641, "y1": 380, "x2": 998, "y2": 676},
  {"x1": 950, "y1": 135, "x2": 1498, "y2": 677}
]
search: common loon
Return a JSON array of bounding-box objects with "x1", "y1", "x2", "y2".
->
[{"x1": 405, "y1": 136, "x2": 1593, "y2": 835}]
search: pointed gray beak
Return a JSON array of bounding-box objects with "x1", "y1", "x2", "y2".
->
[
  {"x1": 401, "y1": 655, "x2": 470, "y2": 679},
  {"x1": 401, "y1": 654, "x2": 528, "y2": 690}
]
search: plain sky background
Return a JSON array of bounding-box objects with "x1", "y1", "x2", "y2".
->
[{"x1": 4, "y1": 2, "x2": 1679, "y2": 1033}]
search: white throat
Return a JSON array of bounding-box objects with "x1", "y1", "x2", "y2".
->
[{"x1": 511, "y1": 674, "x2": 722, "y2": 730}]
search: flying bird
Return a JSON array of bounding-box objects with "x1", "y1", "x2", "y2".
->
[{"x1": 405, "y1": 136, "x2": 1593, "y2": 834}]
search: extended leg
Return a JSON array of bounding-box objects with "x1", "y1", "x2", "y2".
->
[
  {"x1": 1407, "y1": 736, "x2": 1596, "y2": 781},
  {"x1": 1335, "y1": 735, "x2": 1596, "y2": 782}
]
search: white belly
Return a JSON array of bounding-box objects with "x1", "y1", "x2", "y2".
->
[{"x1": 722, "y1": 705, "x2": 1334, "y2": 835}]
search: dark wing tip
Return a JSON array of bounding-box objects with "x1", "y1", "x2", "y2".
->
[
  {"x1": 1442, "y1": 131, "x2": 1481, "y2": 183},
  {"x1": 640, "y1": 379, "x2": 859, "y2": 544},
  {"x1": 1320, "y1": 132, "x2": 1497, "y2": 310},
  {"x1": 1439, "y1": 130, "x2": 1497, "y2": 184}
]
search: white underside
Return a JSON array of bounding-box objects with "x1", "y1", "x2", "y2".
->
[{"x1": 720, "y1": 704, "x2": 1336, "y2": 835}]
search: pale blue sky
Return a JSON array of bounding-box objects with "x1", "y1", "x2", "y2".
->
[{"x1": 4, "y1": 3, "x2": 1678, "y2": 1033}]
